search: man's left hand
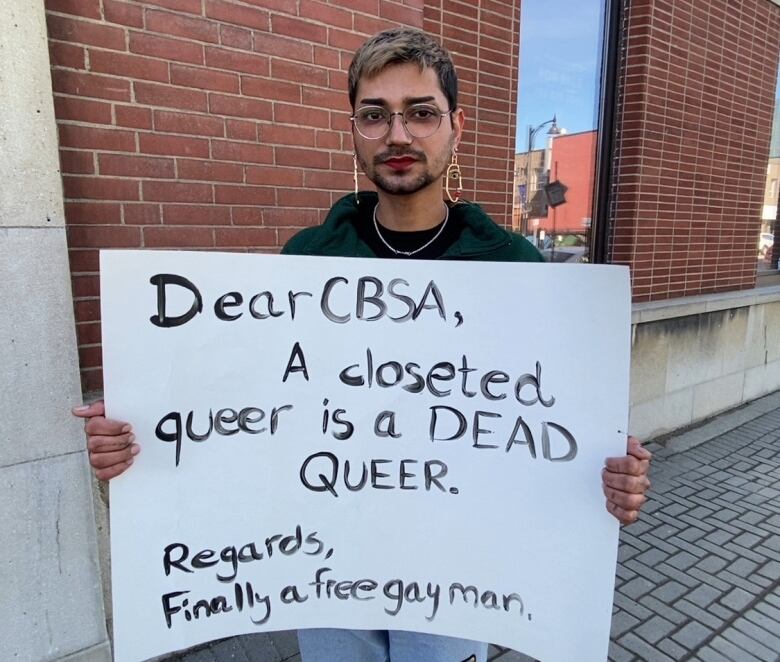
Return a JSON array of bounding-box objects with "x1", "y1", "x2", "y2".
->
[{"x1": 603, "y1": 436, "x2": 652, "y2": 525}]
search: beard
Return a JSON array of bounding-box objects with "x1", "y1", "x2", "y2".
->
[{"x1": 356, "y1": 144, "x2": 450, "y2": 196}]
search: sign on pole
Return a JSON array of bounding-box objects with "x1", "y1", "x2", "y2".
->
[{"x1": 101, "y1": 250, "x2": 630, "y2": 662}]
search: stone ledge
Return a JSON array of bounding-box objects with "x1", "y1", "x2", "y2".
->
[{"x1": 632, "y1": 285, "x2": 780, "y2": 325}]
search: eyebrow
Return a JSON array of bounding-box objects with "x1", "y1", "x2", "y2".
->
[{"x1": 358, "y1": 95, "x2": 437, "y2": 106}]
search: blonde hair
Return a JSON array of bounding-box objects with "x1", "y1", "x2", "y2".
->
[{"x1": 348, "y1": 28, "x2": 458, "y2": 111}]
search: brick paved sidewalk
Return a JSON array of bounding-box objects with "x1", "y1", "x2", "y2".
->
[{"x1": 165, "y1": 391, "x2": 780, "y2": 662}]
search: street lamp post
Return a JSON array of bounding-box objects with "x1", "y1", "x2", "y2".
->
[{"x1": 521, "y1": 115, "x2": 561, "y2": 237}]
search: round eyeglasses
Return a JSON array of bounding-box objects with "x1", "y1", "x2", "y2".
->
[{"x1": 350, "y1": 104, "x2": 453, "y2": 140}]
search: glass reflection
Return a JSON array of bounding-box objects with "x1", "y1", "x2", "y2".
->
[
  {"x1": 758, "y1": 66, "x2": 779, "y2": 273},
  {"x1": 513, "y1": 0, "x2": 605, "y2": 263}
]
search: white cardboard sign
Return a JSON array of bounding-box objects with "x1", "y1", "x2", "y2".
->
[{"x1": 101, "y1": 250, "x2": 630, "y2": 662}]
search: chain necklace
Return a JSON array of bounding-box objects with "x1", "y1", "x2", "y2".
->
[{"x1": 373, "y1": 203, "x2": 450, "y2": 257}]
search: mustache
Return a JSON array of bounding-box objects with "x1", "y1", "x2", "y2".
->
[{"x1": 373, "y1": 149, "x2": 427, "y2": 165}]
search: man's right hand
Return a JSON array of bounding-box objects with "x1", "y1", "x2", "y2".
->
[{"x1": 72, "y1": 400, "x2": 138, "y2": 480}]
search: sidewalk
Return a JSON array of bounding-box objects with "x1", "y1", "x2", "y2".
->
[{"x1": 165, "y1": 391, "x2": 780, "y2": 662}]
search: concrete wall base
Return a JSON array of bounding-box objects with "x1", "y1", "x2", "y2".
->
[{"x1": 629, "y1": 286, "x2": 780, "y2": 440}]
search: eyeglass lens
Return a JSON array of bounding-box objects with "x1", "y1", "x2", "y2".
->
[{"x1": 353, "y1": 104, "x2": 444, "y2": 139}]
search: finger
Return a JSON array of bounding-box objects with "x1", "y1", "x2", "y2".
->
[
  {"x1": 603, "y1": 469, "x2": 651, "y2": 493},
  {"x1": 603, "y1": 484, "x2": 647, "y2": 511},
  {"x1": 87, "y1": 433, "x2": 135, "y2": 453},
  {"x1": 606, "y1": 499, "x2": 640, "y2": 525},
  {"x1": 85, "y1": 416, "x2": 132, "y2": 437},
  {"x1": 95, "y1": 460, "x2": 134, "y2": 481},
  {"x1": 89, "y1": 445, "x2": 139, "y2": 469},
  {"x1": 627, "y1": 436, "x2": 652, "y2": 460},
  {"x1": 605, "y1": 454, "x2": 649, "y2": 476},
  {"x1": 72, "y1": 400, "x2": 105, "y2": 419}
]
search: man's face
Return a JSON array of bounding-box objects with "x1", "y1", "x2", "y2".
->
[{"x1": 352, "y1": 63, "x2": 463, "y2": 196}]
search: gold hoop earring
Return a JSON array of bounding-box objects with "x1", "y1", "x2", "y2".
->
[
  {"x1": 353, "y1": 152, "x2": 360, "y2": 205},
  {"x1": 445, "y1": 149, "x2": 463, "y2": 203}
]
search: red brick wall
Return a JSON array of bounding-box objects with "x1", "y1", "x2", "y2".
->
[
  {"x1": 45, "y1": 0, "x2": 520, "y2": 391},
  {"x1": 610, "y1": 0, "x2": 780, "y2": 302},
  {"x1": 424, "y1": 1, "x2": 521, "y2": 223}
]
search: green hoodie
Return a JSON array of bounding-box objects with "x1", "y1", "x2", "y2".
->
[{"x1": 282, "y1": 192, "x2": 545, "y2": 262}]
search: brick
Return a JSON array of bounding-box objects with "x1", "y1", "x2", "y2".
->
[
  {"x1": 241, "y1": 76, "x2": 301, "y2": 103},
  {"x1": 258, "y1": 207, "x2": 322, "y2": 227},
  {"x1": 270, "y1": 59, "x2": 328, "y2": 87},
  {"x1": 63, "y1": 176, "x2": 140, "y2": 201},
  {"x1": 60, "y1": 150, "x2": 96, "y2": 174},
  {"x1": 69, "y1": 250, "x2": 100, "y2": 273},
  {"x1": 64, "y1": 202, "x2": 121, "y2": 224},
  {"x1": 253, "y1": 32, "x2": 312, "y2": 62},
  {"x1": 46, "y1": 14, "x2": 126, "y2": 50},
  {"x1": 123, "y1": 203, "x2": 162, "y2": 224},
  {"x1": 610, "y1": 611, "x2": 639, "y2": 638},
  {"x1": 73, "y1": 297, "x2": 101, "y2": 322},
  {"x1": 116, "y1": 105, "x2": 153, "y2": 129},
  {"x1": 72, "y1": 274, "x2": 100, "y2": 298},
  {"x1": 271, "y1": 15, "x2": 327, "y2": 42},
  {"x1": 134, "y1": 81, "x2": 207, "y2": 111},
  {"x1": 139, "y1": 0, "x2": 203, "y2": 15},
  {"x1": 163, "y1": 205, "x2": 231, "y2": 225},
  {"x1": 99, "y1": 154, "x2": 175, "y2": 178},
  {"x1": 299, "y1": 1, "x2": 353, "y2": 29},
  {"x1": 205, "y1": 0, "x2": 269, "y2": 30},
  {"x1": 143, "y1": 226, "x2": 215, "y2": 248},
  {"x1": 205, "y1": 47, "x2": 269, "y2": 76},
  {"x1": 48, "y1": 41, "x2": 86, "y2": 69},
  {"x1": 170, "y1": 64, "x2": 240, "y2": 93},
  {"x1": 275, "y1": 146, "x2": 329, "y2": 169},
  {"x1": 273, "y1": 103, "x2": 330, "y2": 128},
  {"x1": 58, "y1": 124, "x2": 136, "y2": 151},
  {"x1": 177, "y1": 159, "x2": 243, "y2": 182},
  {"x1": 145, "y1": 9, "x2": 220, "y2": 43},
  {"x1": 214, "y1": 227, "x2": 276, "y2": 247},
  {"x1": 245, "y1": 166, "x2": 303, "y2": 187},
  {"x1": 129, "y1": 32, "x2": 204, "y2": 65},
  {"x1": 720, "y1": 587, "x2": 755, "y2": 611},
  {"x1": 301, "y1": 87, "x2": 349, "y2": 112},
  {"x1": 142, "y1": 180, "x2": 212, "y2": 202},
  {"x1": 68, "y1": 224, "x2": 141, "y2": 247},
  {"x1": 76, "y1": 321, "x2": 101, "y2": 345},
  {"x1": 276, "y1": 187, "x2": 330, "y2": 208},
  {"x1": 213, "y1": 185, "x2": 274, "y2": 205},
  {"x1": 211, "y1": 140, "x2": 273, "y2": 164},
  {"x1": 45, "y1": 0, "x2": 102, "y2": 19},
  {"x1": 53, "y1": 96, "x2": 112, "y2": 124},
  {"x1": 328, "y1": 27, "x2": 367, "y2": 52},
  {"x1": 153, "y1": 110, "x2": 224, "y2": 137},
  {"x1": 52, "y1": 70, "x2": 131, "y2": 101},
  {"x1": 219, "y1": 25, "x2": 252, "y2": 50},
  {"x1": 227, "y1": 207, "x2": 261, "y2": 226},
  {"x1": 635, "y1": 614, "x2": 677, "y2": 645},
  {"x1": 88, "y1": 50, "x2": 171, "y2": 83},
  {"x1": 103, "y1": 0, "x2": 144, "y2": 28},
  {"x1": 225, "y1": 119, "x2": 257, "y2": 140},
  {"x1": 260, "y1": 124, "x2": 315, "y2": 147},
  {"x1": 208, "y1": 94, "x2": 272, "y2": 120},
  {"x1": 379, "y1": 1, "x2": 422, "y2": 25}
]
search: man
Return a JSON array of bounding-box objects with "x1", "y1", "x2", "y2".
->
[{"x1": 75, "y1": 27, "x2": 651, "y2": 662}]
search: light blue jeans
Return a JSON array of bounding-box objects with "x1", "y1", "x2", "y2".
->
[{"x1": 297, "y1": 628, "x2": 488, "y2": 662}]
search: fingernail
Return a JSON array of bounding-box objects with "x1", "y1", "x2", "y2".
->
[
  {"x1": 122, "y1": 424, "x2": 132, "y2": 433},
  {"x1": 128, "y1": 433, "x2": 136, "y2": 443},
  {"x1": 126, "y1": 458, "x2": 134, "y2": 466},
  {"x1": 131, "y1": 444, "x2": 140, "y2": 455},
  {"x1": 73, "y1": 405, "x2": 90, "y2": 412}
]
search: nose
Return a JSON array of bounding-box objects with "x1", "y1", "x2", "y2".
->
[{"x1": 385, "y1": 112, "x2": 412, "y2": 144}]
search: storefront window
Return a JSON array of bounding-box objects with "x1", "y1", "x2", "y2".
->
[
  {"x1": 513, "y1": 0, "x2": 608, "y2": 263},
  {"x1": 758, "y1": 65, "x2": 780, "y2": 274}
]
